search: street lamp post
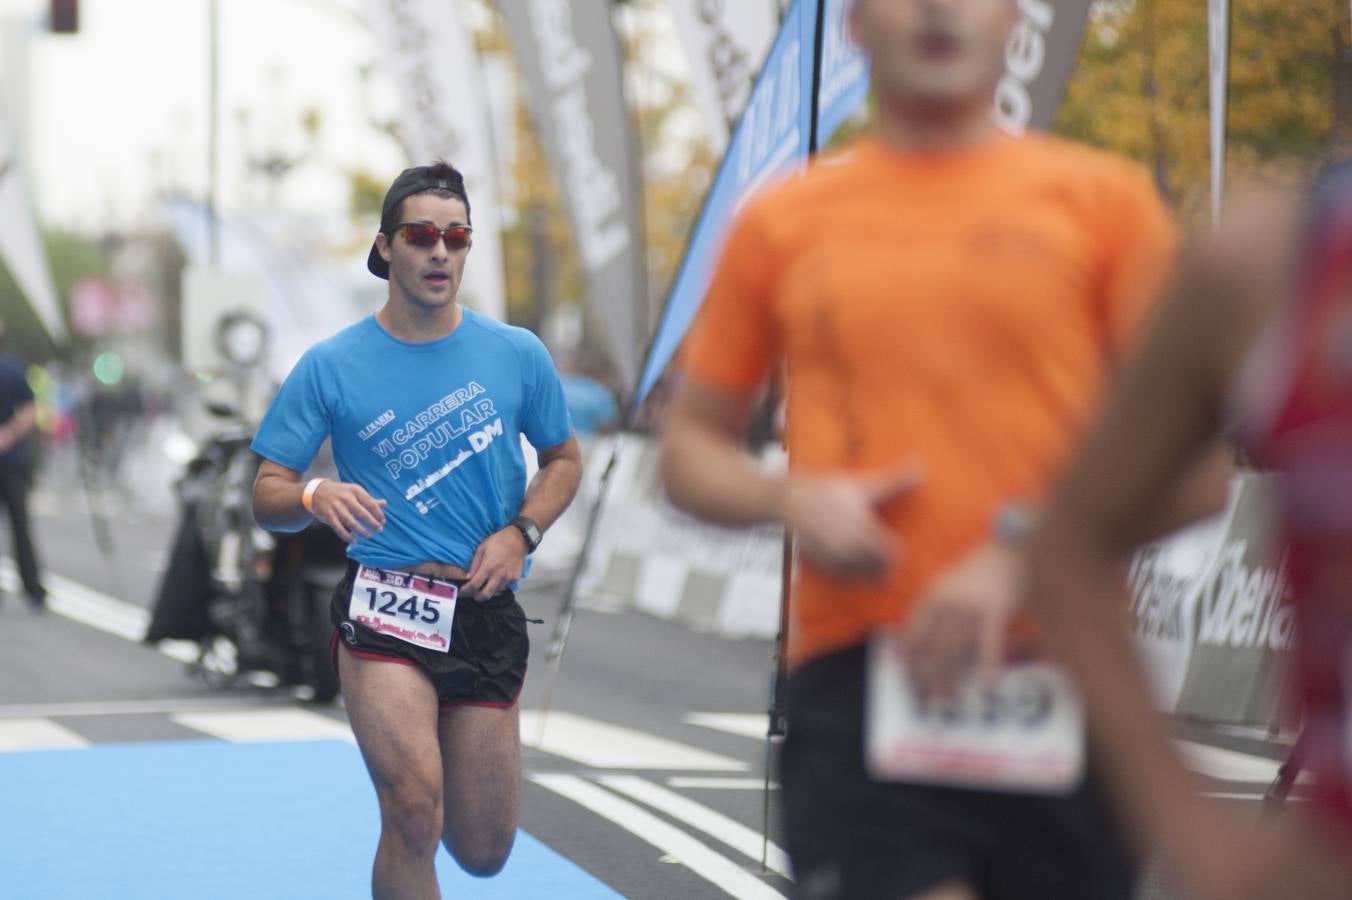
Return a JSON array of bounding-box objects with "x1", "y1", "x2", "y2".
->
[{"x1": 207, "y1": 0, "x2": 220, "y2": 266}]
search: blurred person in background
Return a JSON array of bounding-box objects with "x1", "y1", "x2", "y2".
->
[
  {"x1": 1024, "y1": 171, "x2": 1352, "y2": 899},
  {"x1": 660, "y1": 0, "x2": 1228, "y2": 896},
  {"x1": 0, "y1": 318, "x2": 46, "y2": 611}
]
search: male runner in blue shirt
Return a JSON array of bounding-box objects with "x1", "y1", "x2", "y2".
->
[{"x1": 251, "y1": 162, "x2": 581, "y2": 898}]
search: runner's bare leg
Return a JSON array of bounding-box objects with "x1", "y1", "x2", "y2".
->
[
  {"x1": 340, "y1": 647, "x2": 445, "y2": 900},
  {"x1": 438, "y1": 703, "x2": 521, "y2": 875}
]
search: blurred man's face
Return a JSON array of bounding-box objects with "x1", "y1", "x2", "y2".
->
[{"x1": 849, "y1": 0, "x2": 1018, "y2": 111}]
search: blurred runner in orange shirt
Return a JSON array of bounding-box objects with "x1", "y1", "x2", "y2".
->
[{"x1": 661, "y1": 1, "x2": 1226, "y2": 897}]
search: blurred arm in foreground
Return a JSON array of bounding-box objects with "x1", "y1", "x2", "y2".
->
[{"x1": 1024, "y1": 186, "x2": 1352, "y2": 900}]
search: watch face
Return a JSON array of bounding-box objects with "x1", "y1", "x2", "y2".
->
[{"x1": 515, "y1": 518, "x2": 541, "y2": 548}]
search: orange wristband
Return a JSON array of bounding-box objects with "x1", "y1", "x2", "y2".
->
[{"x1": 302, "y1": 477, "x2": 326, "y2": 513}]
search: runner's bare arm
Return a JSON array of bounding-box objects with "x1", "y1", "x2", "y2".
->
[
  {"x1": 661, "y1": 379, "x2": 782, "y2": 524},
  {"x1": 252, "y1": 459, "x2": 387, "y2": 543},
  {"x1": 1021, "y1": 193, "x2": 1352, "y2": 898},
  {"x1": 518, "y1": 435, "x2": 584, "y2": 532},
  {"x1": 662, "y1": 378, "x2": 921, "y2": 578},
  {"x1": 463, "y1": 436, "x2": 583, "y2": 599}
]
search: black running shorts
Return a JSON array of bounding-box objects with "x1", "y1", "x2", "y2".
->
[
  {"x1": 781, "y1": 644, "x2": 1139, "y2": 900},
  {"x1": 328, "y1": 560, "x2": 532, "y2": 709}
]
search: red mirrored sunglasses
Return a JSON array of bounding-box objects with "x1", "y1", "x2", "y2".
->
[{"x1": 391, "y1": 222, "x2": 473, "y2": 251}]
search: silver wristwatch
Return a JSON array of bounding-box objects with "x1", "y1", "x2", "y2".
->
[{"x1": 992, "y1": 502, "x2": 1039, "y2": 547}]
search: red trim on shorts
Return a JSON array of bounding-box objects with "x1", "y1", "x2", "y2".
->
[{"x1": 330, "y1": 630, "x2": 419, "y2": 673}]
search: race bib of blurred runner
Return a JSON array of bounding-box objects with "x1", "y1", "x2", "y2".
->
[
  {"x1": 348, "y1": 565, "x2": 456, "y2": 653},
  {"x1": 865, "y1": 633, "x2": 1085, "y2": 793}
]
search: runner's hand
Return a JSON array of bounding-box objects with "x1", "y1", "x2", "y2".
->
[
  {"x1": 902, "y1": 539, "x2": 1020, "y2": 701},
  {"x1": 782, "y1": 466, "x2": 922, "y2": 579},
  {"x1": 463, "y1": 527, "x2": 527, "y2": 601},
  {"x1": 310, "y1": 481, "x2": 387, "y2": 543}
]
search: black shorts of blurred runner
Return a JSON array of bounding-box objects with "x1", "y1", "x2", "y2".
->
[{"x1": 781, "y1": 645, "x2": 1138, "y2": 900}]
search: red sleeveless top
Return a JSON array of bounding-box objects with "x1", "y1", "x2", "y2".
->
[{"x1": 1248, "y1": 169, "x2": 1352, "y2": 823}]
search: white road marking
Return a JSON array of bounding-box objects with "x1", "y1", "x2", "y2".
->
[
  {"x1": 1, "y1": 558, "x2": 198, "y2": 661},
  {"x1": 172, "y1": 709, "x2": 355, "y2": 744},
  {"x1": 532, "y1": 773, "x2": 787, "y2": 900},
  {"x1": 0, "y1": 696, "x2": 302, "y2": 719},
  {"x1": 1175, "y1": 740, "x2": 1305, "y2": 785},
  {"x1": 6, "y1": 558, "x2": 1310, "y2": 798},
  {"x1": 598, "y1": 775, "x2": 792, "y2": 878},
  {"x1": 684, "y1": 712, "x2": 1301, "y2": 787},
  {"x1": 667, "y1": 777, "x2": 780, "y2": 791},
  {"x1": 685, "y1": 712, "x2": 771, "y2": 740},
  {"x1": 0, "y1": 717, "x2": 89, "y2": 751},
  {"x1": 522, "y1": 711, "x2": 746, "y2": 771}
]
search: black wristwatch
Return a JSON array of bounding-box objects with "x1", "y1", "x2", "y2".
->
[{"x1": 510, "y1": 515, "x2": 542, "y2": 553}]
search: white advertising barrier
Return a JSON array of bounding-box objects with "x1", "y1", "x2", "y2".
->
[
  {"x1": 1127, "y1": 484, "x2": 1237, "y2": 711},
  {"x1": 559, "y1": 442, "x2": 1297, "y2": 723},
  {"x1": 575, "y1": 433, "x2": 784, "y2": 640},
  {"x1": 1128, "y1": 472, "x2": 1294, "y2": 728}
]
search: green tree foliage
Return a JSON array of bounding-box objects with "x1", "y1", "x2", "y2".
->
[{"x1": 0, "y1": 228, "x2": 108, "y2": 361}]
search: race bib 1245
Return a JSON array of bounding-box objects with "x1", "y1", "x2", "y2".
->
[{"x1": 348, "y1": 565, "x2": 457, "y2": 653}]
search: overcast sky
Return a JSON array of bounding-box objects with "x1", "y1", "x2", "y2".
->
[
  {"x1": 0, "y1": 0, "x2": 702, "y2": 242},
  {"x1": 0, "y1": 0, "x2": 464, "y2": 234}
]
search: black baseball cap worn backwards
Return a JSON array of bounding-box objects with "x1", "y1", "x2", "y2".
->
[{"x1": 367, "y1": 163, "x2": 472, "y2": 280}]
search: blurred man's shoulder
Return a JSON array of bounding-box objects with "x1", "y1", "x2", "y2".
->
[
  {"x1": 731, "y1": 139, "x2": 879, "y2": 231},
  {"x1": 1018, "y1": 131, "x2": 1159, "y2": 194}
]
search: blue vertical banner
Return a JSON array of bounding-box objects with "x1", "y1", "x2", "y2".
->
[
  {"x1": 635, "y1": 0, "x2": 871, "y2": 406},
  {"x1": 635, "y1": 0, "x2": 825, "y2": 406}
]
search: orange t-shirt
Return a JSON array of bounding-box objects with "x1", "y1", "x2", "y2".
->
[{"x1": 680, "y1": 132, "x2": 1176, "y2": 668}]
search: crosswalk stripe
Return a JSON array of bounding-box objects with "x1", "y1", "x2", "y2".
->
[
  {"x1": 522, "y1": 711, "x2": 747, "y2": 771},
  {"x1": 171, "y1": 709, "x2": 356, "y2": 744},
  {"x1": 0, "y1": 717, "x2": 89, "y2": 751},
  {"x1": 0, "y1": 696, "x2": 299, "y2": 719},
  {"x1": 1175, "y1": 740, "x2": 1299, "y2": 785},
  {"x1": 666, "y1": 777, "x2": 780, "y2": 791},
  {"x1": 687, "y1": 712, "x2": 1296, "y2": 786},
  {"x1": 598, "y1": 775, "x2": 792, "y2": 878},
  {"x1": 685, "y1": 712, "x2": 770, "y2": 740},
  {"x1": 532, "y1": 773, "x2": 786, "y2": 900}
]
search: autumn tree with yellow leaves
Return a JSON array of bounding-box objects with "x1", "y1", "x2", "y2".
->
[{"x1": 1057, "y1": 0, "x2": 1352, "y2": 220}]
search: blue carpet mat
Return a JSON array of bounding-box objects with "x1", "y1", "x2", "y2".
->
[{"x1": 0, "y1": 739, "x2": 620, "y2": 899}]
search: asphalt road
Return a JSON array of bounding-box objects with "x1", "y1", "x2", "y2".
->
[{"x1": 0, "y1": 442, "x2": 1301, "y2": 899}]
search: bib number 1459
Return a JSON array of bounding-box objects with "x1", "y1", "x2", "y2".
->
[{"x1": 865, "y1": 633, "x2": 1086, "y2": 794}]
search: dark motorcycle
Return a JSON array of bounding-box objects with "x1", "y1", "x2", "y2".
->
[{"x1": 145, "y1": 407, "x2": 348, "y2": 702}]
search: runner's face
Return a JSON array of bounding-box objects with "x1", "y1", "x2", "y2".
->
[
  {"x1": 377, "y1": 193, "x2": 470, "y2": 312},
  {"x1": 850, "y1": 0, "x2": 1017, "y2": 111}
]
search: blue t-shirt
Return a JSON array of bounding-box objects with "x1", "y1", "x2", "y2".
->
[{"x1": 251, "y1": 310, "x2": 573, "y2": 570}]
